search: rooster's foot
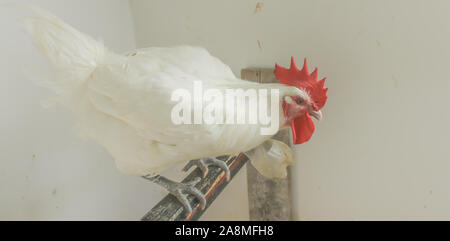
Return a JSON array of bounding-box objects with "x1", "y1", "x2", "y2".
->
[
  {"x1": 143, "y1": 175, "x2": 206, "y2": 214},
  {"x1": 183, "y1": 157, "x2": 230, "y2": 181}
]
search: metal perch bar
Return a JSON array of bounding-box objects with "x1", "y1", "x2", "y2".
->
[{"x1": 141, "y1": 154, "x2": 248, "y2": 221}]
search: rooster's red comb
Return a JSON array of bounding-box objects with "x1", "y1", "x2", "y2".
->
[{"x1": 274, "y1": 57, "x2": 328, "y2": 110}]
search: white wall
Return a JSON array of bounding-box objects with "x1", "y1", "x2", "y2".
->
[
  {"x1": 0, "y1": 0, "x2": 166, "y2": 220},
  {"x1": 130, "y1": 0, "x2": 450, "y2": 220}
]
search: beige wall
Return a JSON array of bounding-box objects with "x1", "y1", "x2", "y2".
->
[{"x1": 130, "y1": 0, "x2": 450, "y2": 220}]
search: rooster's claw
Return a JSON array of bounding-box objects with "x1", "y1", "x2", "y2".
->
[
  {"x1": 142, "y1": 175, "x2": 206, "y2": 214},
  {"x1": 183, "y1": 157, "x2": 230, "y2": 181},
  {"x1": 169, "y1": 177, "x2": 206, "y2": 214}
]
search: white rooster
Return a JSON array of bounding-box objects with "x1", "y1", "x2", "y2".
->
[{"x1": 20, "y1": 7, "x2": 327, "y2": 214}]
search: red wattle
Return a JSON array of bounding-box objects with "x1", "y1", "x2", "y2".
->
[
  {"x1": 282, "y1": 102, "x2": 316, "y2": 145},
  {"x1": 291, "y1": 114, "x2": 315, "y2": 145}
]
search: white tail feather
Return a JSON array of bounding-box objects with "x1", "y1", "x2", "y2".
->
[{"x1": 20, "y1": 7, "x2": 108, "y2": 100}]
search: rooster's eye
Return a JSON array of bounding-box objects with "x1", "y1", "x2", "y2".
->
[{"x1": 295, "y1": 97, "x2": 304, "y2": 105}]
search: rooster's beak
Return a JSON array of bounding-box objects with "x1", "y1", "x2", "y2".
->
[{"x1": 309, "y1": 110, "x2": 322, "y2": 121}]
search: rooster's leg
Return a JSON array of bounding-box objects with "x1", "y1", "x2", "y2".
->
[
  {"x1": 142, "y1": 175, "x2": 206, "y2": 214},
  {"x1": 182, "y1": 157, "x2": 231, "y2": 181}
]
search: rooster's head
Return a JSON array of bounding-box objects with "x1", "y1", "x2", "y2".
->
[{"x1": 275, "y1": 57, "x2": 328, "y2": 145}]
